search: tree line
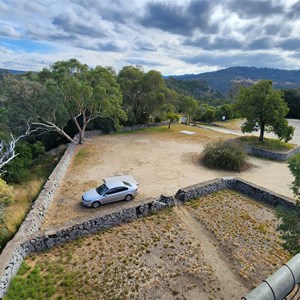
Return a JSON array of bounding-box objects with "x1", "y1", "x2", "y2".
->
[
  {"x1": 1, "y1": 59, "x2": 299, "y2": 182},
  {"x1": 0, "y1": 59, "x2": 240, "y2": 175}
]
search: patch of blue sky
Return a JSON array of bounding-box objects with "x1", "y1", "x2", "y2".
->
[{"x1": 0, "y1": 37, "x2": 56, "y2": 53}]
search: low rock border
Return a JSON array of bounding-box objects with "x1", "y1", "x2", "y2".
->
[{"x1": 245, "y1": 145, "x2": 300, "y2": 161}]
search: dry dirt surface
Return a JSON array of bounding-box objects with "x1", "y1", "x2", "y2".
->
[
  {"x1": 43, "y1": 124, "x2": 294, "y2": 228},
  {"x1": 17, "y1": 190, "x2": 290, "y2": 300}
]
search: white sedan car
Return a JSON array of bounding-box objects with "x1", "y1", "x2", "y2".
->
[{"x1": 82, "y1": 177, "x2": 138, "y2": 208}]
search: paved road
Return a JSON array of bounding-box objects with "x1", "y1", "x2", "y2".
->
[{"x1": 199, "y1": 119, "x2": 300, "y2": 145}]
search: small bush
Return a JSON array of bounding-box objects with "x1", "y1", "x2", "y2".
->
[
  {"x1": 0, "y1": 178, "x2": 14, "y2": 205},
  {"x1": 202, "y1": 140, "x2": 247, "y2": 171}
]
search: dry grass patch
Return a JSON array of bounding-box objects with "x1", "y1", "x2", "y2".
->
[
  {"x1": 7, "y1": 209, "x2": 225, "y2": 300},
  {"x1": 185, "y1": 190, "x2": 290, "y2": 288}
]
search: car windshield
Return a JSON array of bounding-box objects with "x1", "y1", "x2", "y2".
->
[
  {"x1": 122, "y1": 181, "x2": 132, "y2": 187},
  {"x1": 96, "y1": 184, "x2": 108, "y2": 195}
]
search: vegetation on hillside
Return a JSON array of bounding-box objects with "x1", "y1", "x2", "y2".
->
[{"x1": 172, "y1": 66, "x2": 300, "y2": 95}]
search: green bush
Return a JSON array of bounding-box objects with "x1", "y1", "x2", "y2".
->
[
  {"x1": 3, "y1": 141, "x2": 45, "y2": 184},
  {"x1": 0, "y1": 178, "x2": 14, "y2": 205},
  {"x1": 276, "y1": 205, "x2": 300, "y2": 255},
  {"x1": 202, "y1": 140, "x2": 247, "y2": 171}
]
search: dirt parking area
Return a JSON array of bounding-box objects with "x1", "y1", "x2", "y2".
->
[{"x1": 43, "y1": 124, "x2": 294, "y2": 228}]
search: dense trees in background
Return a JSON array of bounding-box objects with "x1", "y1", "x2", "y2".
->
[
  {"x1": 3, "y1": 60, "x2": 300, "y2": 183},
  {"x1": 283, "y1": 89, "x2": 300, "y2": 119},
  {"x1": 236, "y1": 80, "x2": 294, "y2": 142},
  {"x1": 117, "y1": 66, "x2": 166, "y2": 124}
]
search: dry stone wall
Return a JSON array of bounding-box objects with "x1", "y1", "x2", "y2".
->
[
  {"x1": 176, "y1": 177, "x2": 295, "y2": 209},
  {"x1": 245, "y1": 145, "x2": 300, "y2": 161}
]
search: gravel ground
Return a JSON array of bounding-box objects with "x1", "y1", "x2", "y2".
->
[{"x1": 42, "y1": 124, "x2": 294, "y2": 228}]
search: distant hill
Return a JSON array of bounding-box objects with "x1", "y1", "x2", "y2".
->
[
  {"x1": 169, "y1": 66, "x2": 300, "y2": 96},
  {"x1": 165, "y1": 77, "x2": 226, "y2": 105},
  {"x1": 0, "y1": 68, "x2": 27, "y2": 76}
]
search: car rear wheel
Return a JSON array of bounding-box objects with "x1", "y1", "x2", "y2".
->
[
  {"x1": 92, "y1": 201, "x2": 101, "y2": 208},
  {"x1": 124, "y1": 194, "x2": 133, "y2": 201}
]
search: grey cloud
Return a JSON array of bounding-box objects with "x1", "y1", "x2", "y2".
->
[
  {"x1": 180, "y1": 52, "x2": 284, "y2": 69},
  {"x1": 53, "y1": 10, "x2": 107, "y2": 38},
  {"x1": 134, "y1": 40, "x2": 157, "y2": 52},
  {"x1": 248, "y1": 38, "x2": 272, "y2": 50},
  {"x1": 125, "y1": 58, "x2": 164, "y2": 67},
  {"x1": 287, "y1": 1, "x2": 300, "y2": 19},
  {"x1": 184, "y1": 36, "x2": 243, "y2": 50},
  {"x1": 98, "y1": 43, "x2": 120, "y2": 52},
  {"x1": 73, "y1": 0, "x2": 129, "y2": 23},
  {"x1": 229, "y1": 0, "x2": 284, "y2": 18},
  {"x1": 139, "y1": 1, "x2": 218, "y2": 36},
  {"x1": 277, "y1": 38, "x2": 300, "y2": 51},
  {"x1": 0, "y1": 24, "x2": 20, "y2": 38}
]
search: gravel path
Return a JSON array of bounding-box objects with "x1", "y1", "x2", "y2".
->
[{"x1": 175, "y1": 206, "x2": 248, "y2": 298}]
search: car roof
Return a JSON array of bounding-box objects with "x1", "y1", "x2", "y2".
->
[{"x1": 105, "y1": 180, "x2": 126, "y2": 189}]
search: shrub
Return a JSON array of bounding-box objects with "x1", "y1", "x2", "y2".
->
[
  {"x1": 3, "y1": 141, "x2": 45, "y2": 184},
  {"x1": 202, "y1": 140, "x2": 247, "y2": 171},
  {"x1": 0, "y1": 178, "x2": 14, "y2": 205},
  {"x1": 276, "y1": 205, "x2": 300, "y2": 255}
]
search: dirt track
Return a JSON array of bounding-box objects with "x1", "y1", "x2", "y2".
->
[{"x1": 43, "y1": 125, "x2": 294, "y2": 228}]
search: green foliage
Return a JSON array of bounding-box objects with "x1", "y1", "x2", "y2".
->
[
  {"x1": 202, "y1": 141, "x2": 247, "y2": 171},
  {"x1": 0, "y1": 178, "x2": 14, "y2": 205},
  {"x1": 178, "y1": 96, "x2": 199, "y2": 123},
  {"x1": 4, "y1": 263, "x2": 56, "y2": 300},
  {"x1": 276, "y1": 153, "x2": 300, "y2": 254},
  {"x1": 166, "y1": 112, "x2": 179, "y2": 129},
  {"x1": 3, "y1": 141, "x2": 45, "y2": 184},
  {"x1": 117, "y1": 66, "x2": 165, "y2": 124},
  {"x1": 165, "y1": 77, "x2": 224, "y2": 105},
  {"x1": 277, "y1": 205, "x2": 300, "y2": 255},
  {"x1": 236, "y1": 80, "x2": 293, "y2": 142},
  {"x1": 283, "y1": 89, "x2": 300, "y2": 119},
  {"x1": 287, "y1": 153, "x2": 300, "y2": 200},
  {"x1": 197, "y1": 104, "x2": 217, "y2": 123},
  {"x1": 216, "y1": 103, "x2": 239, "y2": 120}
]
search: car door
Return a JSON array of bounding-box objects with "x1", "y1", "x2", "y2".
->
[
  {"x1": 116, "y1": 186, "x2": 129, "y2": 200},
  {"x1": 102, "y1": 187, "x2": 120, "y2": 204},
  {"x1": 103, "y1": 187, "x2": 129, "y2": 204}
]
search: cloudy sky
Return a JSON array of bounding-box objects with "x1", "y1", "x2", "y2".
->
[{"x1": 1, "y1": 0, "x2": 300, "y2": 75}]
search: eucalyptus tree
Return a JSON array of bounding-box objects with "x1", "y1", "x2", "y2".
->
[
  {"x1": 2, "y1": 60, "x2": 126, "y2": 145},
  {"x1": 117, "y1": 66, "x2": 165, "y2": 124},
  {"x1": 35, "y1": 59, "x2": 126, "y2": 143}
]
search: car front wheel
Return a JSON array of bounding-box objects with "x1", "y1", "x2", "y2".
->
[
  {"x1": 92, "y1": 201, "x2": 101, "y2": 208},
  {"x1": 124, "y1": 194, "x2": 133, "y2": 201}
]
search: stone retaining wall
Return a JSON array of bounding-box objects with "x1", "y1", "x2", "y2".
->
[
  {"x1": 175, "y1": 177, "x2": 295, "y2": 209},
  {"x1": 246, "y1": 145, "x2": 300, "y2": 161},
  {"x1": 0, "y1": 195, "x2": 174, "y2": 298},
  {"x1": 16, "y1": 143, "x2": 77, "y2": 238}
]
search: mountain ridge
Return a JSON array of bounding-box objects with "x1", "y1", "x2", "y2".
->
[{"x1": 169, "y1": 66, "x2": 300, "y2": 95}]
